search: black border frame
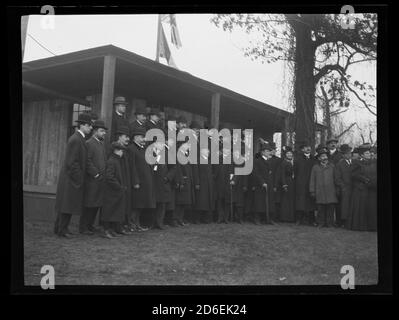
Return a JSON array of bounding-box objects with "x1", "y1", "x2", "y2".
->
[{"x1": 8, "y1": 2, "x2": 393, "y2": 297}]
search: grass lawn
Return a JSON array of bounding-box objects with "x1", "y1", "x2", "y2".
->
[{"x1": 24, "y1": 219, "x2": 378, "y2": 286}]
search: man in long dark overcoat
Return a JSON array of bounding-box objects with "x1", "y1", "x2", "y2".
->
[
  {"x1": 334, "y1": 144, "x2": 354, "y2": 227},
  {"x1": 111, "y1": 96, "x2": 130, "y2": 142},
  {"x1": 252, "y1": 143, "x2": 276, "y2": 224},
  {"x1": 194, "y1": 147, "x2": 215, "y2": 223},
  {"x1": 101, "y1": 142, "x2": 130, "y2": 238},
  {"x1": 294, "y1": 142, "x2": 317, "y2": 225},
  {"x1": 128, "y1": 128, "x2": 156, "y2": 230},
  {"x1": 174, "y1": 141, "x2": 196, "y2": 226},
  {"x1": 54, "y1": 113, "x2": 93, "y2": 238},
  {"x1": 268, "y1": 142, "x2": 282, "y2": 221},
  {"x1": 80, "y1": 119, "x2": 108, "y2": 235}
]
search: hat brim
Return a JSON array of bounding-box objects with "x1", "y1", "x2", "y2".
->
[
  {"x1": 326, "y1": 139, "x2": 338, "y2": 144},
  {"x1": 93, "y1": 126, "x2": 108, "y2": 130},
  {"x1": 75, "y1": 120, "x2": 92, "y2": 125}
]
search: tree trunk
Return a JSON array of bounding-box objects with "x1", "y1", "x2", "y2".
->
[{"x1": 288, "y1": 16, "x2": 317, "y2": 151}]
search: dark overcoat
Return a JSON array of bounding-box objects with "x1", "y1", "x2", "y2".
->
[
  {"x1": 174, "y1": 158, "x2": 196, "y2": 206},
  {"x1": 269, "y1": 155, "x2": 282, "y2": 203},
  {"x1": 101, "y1": 153, "x2": 129, "y2": 222},
  {"x1": 152, "y1": 158, "x2": 173, "y2": 204},
  {"x1": 334, "y1": 158, "x2": 354, "y2": 219},
  {"x1": 129, "y1": 119, "x2": 147, "y2": 138},
  {"x1": 252, "y1": 156, "x2": 276, "y2": 213},
  {"x1": 194, "y1": 160, "x2": 215, "y2": 211},
  {"x1": 309, "y1": 163, "x2": 338, "y2": 204},
  {"x1": 55, "y1": 131, "x2": 87, "y2": 215},
  {"x1": 111, "y1": 112, "x2": 129, "y2": 141},
  {"x1": 294, "y1": 153, "x2": 316, "y2": 211},
  {"x1": 83, "y1": 137, "x2": 107, "y2": 208},
  {"x1": 230, "y1": 167, "x2": 248, "y2": 207},
  {"x1": 329, "y1": 150, "x2": 343, "y2": 165},
  {"x1": 128, "y1": 142, "x2": 156, "y2": 209},
  {"x1": 279, "y1": 159, "x2": 296, "y2": 222},
  {"x1": 346, "y1": 159, "x2": 377, "y2": 231}
]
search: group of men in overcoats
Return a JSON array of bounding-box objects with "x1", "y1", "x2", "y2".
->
[{"x1": 53, "y1": 96, "x2": 377, "y2": 238}]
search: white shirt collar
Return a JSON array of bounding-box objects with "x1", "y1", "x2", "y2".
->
[
  {"x1": 134, "y1": 141, "x2": 144, "y2": 149},
  {"x1": 116, "y1": 110, "x2": 123, "y2": 117},
  {"x1": 262, "y1": 155, "x2": 268, "y2": 161},
  {"x1": 77, "y1": 129, "x2": 85, "y2": 138},
  {"x1": 137, "y1": 119, "x2": 143, "y2": 125},
  {"x1": 330, "y1": 148, "x2": 337, "y2": 154}
]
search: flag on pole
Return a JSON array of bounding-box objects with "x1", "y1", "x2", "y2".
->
[
  {"x1": 169, "y1": 15, "x2": 182, "y2": 49},
  {"x1": 158, "y1": 24, "x2": 177, "y2": 68},
  {"x1": 156, "y1": 14, "x2": 182, "y2": 68}
]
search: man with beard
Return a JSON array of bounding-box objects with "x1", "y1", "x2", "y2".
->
[
  {"x1": 294, "y1": 142, "x2": 317, "y2": 226},
  {"x1": 80, "y1": 119, "x2": 108, "y2": 235},
  {"x1": 54, "y1": 113, "x2": 93, "y2": 238}
]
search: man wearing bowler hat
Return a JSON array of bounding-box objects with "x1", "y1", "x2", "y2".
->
[
  {"x1": 80, "y1": 119, "x2": 108, "y2": 235},
  {"x1": 111, "y1": 96, "x2": 130, "y2": 142},
  {"x1": 334, "y1": 144, "x2": 354, "y2": 227},
  {"x1": 54, "y1": 113, "x2": 93, "y2": 238},
  {"x1": 128, "y1": 128, "x2": 155, "y2": 231},
  {"x1": 146, "y1": 107, "x2": 163, "y2": 131},
  {"x1": 129, "y1": 107, "x2": 147, "y2": 138}
]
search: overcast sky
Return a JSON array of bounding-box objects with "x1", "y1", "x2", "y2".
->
[{"x1": 23, "y1": 14, "x2": 376, "y2": 135}]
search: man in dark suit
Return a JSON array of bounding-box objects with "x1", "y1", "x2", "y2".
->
[
  {"x1": 334, "y1": 144, "x2": 354, "y2": 227},
  {"x1": 268, "y1": 142, "x2": 282, "y2": 221},
  {"x1": 54, "y1": 113, "x2": 93, "y2": 238},
  {"x1": 129, "y1": 107, "x2": 147, "y2": 139},
  {"x1": 128, "y1": 128, "x2": 155, "y2": 231},
  {"x1": 294, "y1": 142, "x2": 317, "y2": 225},
  {"x1": 326, "y1": 137, "x2": 343, "y2": 227},
  {"x1": 146, "y1": 107, "x2": 163, "y2": 131},
  {"x1": 111, "y1": 96, "x2": 130, "y2": 142},
  {"x1": 252, "y1": 142, "x2": 276, "y2": 224},
  {"x1": 101, "y1": 142, "x2": 130, "y2": 238},
  {"x1": 327, "y1": 137, "x2": 342, "y2": 165},
  {"x1": 80, "y1": 119, "x2": 108, "y2": 235}
]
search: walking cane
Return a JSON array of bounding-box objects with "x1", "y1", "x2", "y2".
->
[
  {"x1": 265, "y1": 183, "x2": 270, "y2": 224},
  {"x1": 229, "y1": 174, "x2": 234, "y2": 222}
]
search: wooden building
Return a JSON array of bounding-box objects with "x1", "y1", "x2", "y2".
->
[{"x1": 22, "y1": 45, "x2": 291, "y2": 221}]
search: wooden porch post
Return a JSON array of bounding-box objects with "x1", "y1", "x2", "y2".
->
[
  {"x1": 281, "y1": 116, "x2": 290, "y2": 147},
  {"x1": 100, "y1": 55, "x2": 116, "y2": 144},
  {"x1": 210, "y1": 92, "x2": 220, "y2": 130}
]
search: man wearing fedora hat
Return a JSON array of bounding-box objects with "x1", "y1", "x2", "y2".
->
[
  {"x1": 80, "y1": 119, "x2": 108, "y2": 235},
  {"x1": 111, "y1": 96, "x2": 130, "y2": 142},
  {"x1": 129, "y1": 107, "x2": 147, "y2": 139},
  {"x1": 54, "y1": 113, "x2": 93, "y2": 238},
  {"x1": 309, "y1": 146, "x2": 338, "y2": 228},
  {"x1": 334, "y1": 144, "x2": 354, "y2": 227}
]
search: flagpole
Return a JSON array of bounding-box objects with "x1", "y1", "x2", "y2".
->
[{"x1": 155, "y1": 14, "x2": 161, "y2": 62}]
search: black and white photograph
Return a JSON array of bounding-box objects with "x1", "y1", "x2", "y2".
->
[{"x1": 9, "y1": 4, "x2": 392, "y2": 296}]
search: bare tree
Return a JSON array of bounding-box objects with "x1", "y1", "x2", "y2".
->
[{"x1": 211, "y1": 13, "x2": 377, "y2": 149}]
